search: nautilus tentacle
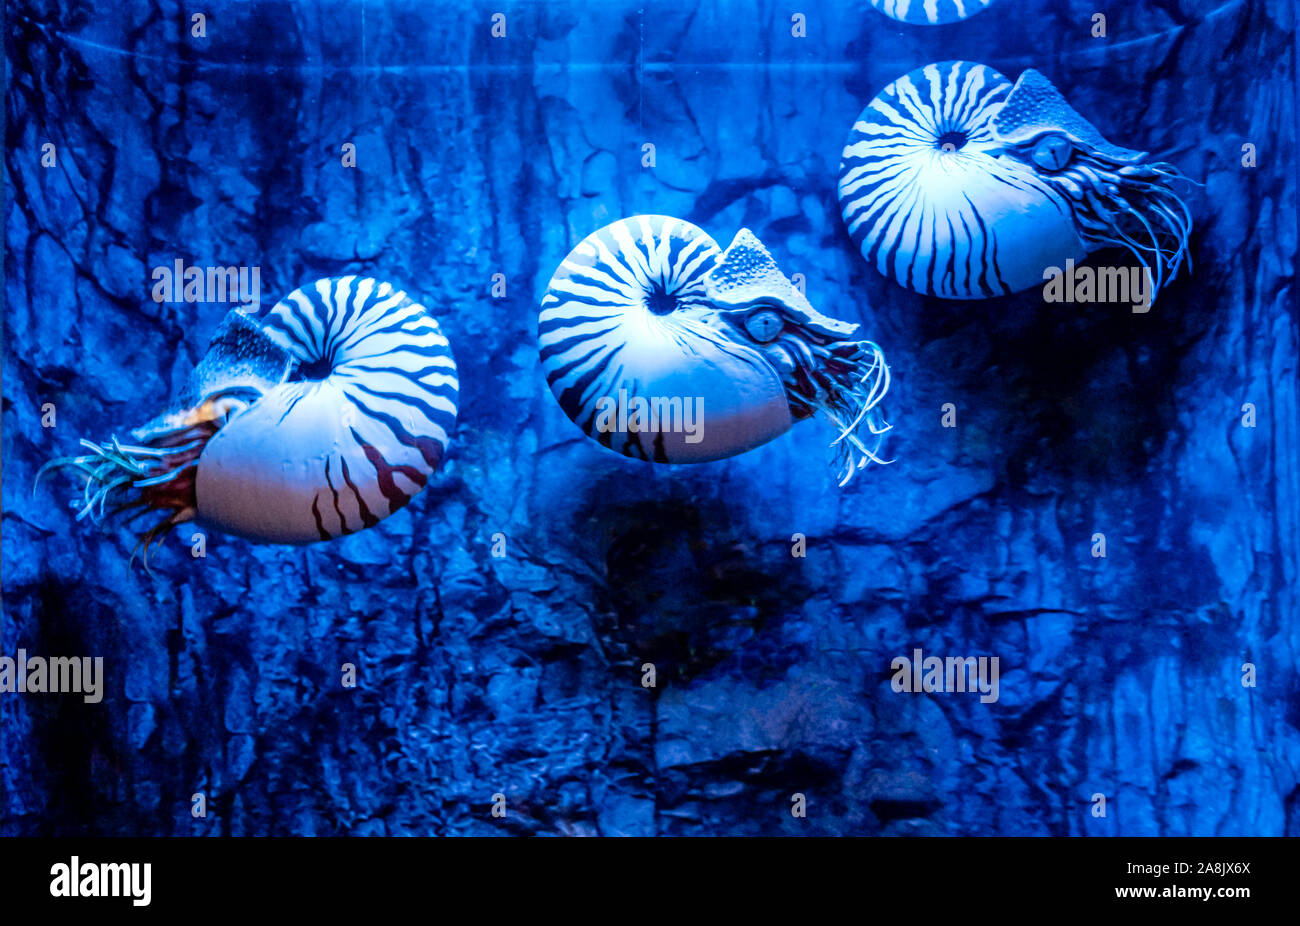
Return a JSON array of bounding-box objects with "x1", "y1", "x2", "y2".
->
[
  {"x1": 870, "y1": 0, "x2": 996, "y2": 25},
  {"x1": 39, "y1": 276, "x2": 458, "y2": 554},
  {"x1": 538, "y1": 215, "x2": 891, "y2": 485},
  {"x1": 838, "y1": 61, "x2": 1193, "y2": 302}
]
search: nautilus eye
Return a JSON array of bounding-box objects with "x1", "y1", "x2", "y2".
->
[
  {"x1": 838, "y1": 61, "x2": 1193, "y2": 303},
  {"x1": 209, "y1": 395, "x2": 248, "y2": 424},
  {"x1": 39, "y1": 276, "x2": 459, "y2": 559},
  {"x1": 1031, "y1": 134, "x2": 1073, "y2": 171},
  {"x1": 744, "y1": 309, "x2": 783, "y2": 343},
  {"x1": 538, "y1": 215, "x2": 893, "y2": 485},
  {"x1": 869, "y1": 0, "x2": 996, "y2": 25}
]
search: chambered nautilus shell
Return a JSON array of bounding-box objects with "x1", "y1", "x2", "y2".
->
[
  {"x1": 538, "y1": 215, "x2": 891, "y2": 485},
  {"x1": 838, "y1": 61, "x2": 1193, "y2": 301},
  {"x1": 42, "y1": 276, "x2": 458, "y2": 554},
  {"x1": 870, "y1": 0, "x2": 996, "y2": 25}
]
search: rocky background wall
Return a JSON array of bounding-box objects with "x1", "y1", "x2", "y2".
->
[{"x1": 3, "y1": 0, "x2": 1297, "y2": 835}]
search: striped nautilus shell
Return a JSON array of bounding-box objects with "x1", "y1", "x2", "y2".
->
[
  {"x1": 870, "y1": 0, "x2": 996, "y2": 25},
  {"x1": 539, "y1": 215, "x2": 891, "y2": 486},
  {"x1": 42, "y1": 276, "x2": 458, "y2": 554},
  {"x1": 838, "y1": 61, "x2": 1193, "y2": 301}
]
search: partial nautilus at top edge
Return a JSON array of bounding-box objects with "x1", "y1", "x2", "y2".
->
[
  {"x1": 539, "y1": 215, "x2": 891, "y2": 486},
  {"x1": 838, "y1": 61, "x2": 1193, "y2": 302},
  {"x1": 40, "y1": 276, "x2": 458, "y2": 557},
  {"x1": 870, "y1": 0, "x2": 996, "y2": 25}
]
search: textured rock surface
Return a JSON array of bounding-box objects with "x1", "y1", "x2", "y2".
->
[{"x1": 2, "y1": 0, "x2": 1297, "y2": 835}]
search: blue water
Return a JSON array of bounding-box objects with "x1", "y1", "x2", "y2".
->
[{"x1": 2, "y1": 0, "x2": 1297, "y2": 835}]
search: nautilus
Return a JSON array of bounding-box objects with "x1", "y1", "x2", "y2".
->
[
  {"x1": 538, "y1": 215, "x2": 891, "y2": 485},
  {"x1": 870, "y1": 0, "x2": 996, "y2": 25},
  {"x1": 41, "y1": 276, "x2": 458, "y2": 554},
  {"x1": 838, "y1": 61, "x2": 1192, "y2": 301}
]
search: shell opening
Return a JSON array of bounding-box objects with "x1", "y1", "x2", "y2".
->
[
  {"x1": 644, "y1": 280, "x2": 680, "y2": 316},
  {"x1": 290, "y1": 355, "x2": 335, "y2": 382}
]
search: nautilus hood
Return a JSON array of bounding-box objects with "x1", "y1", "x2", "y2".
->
[
  {"x1": 990, "y1": 69, "x2": 1146, "y2": 165},
  {"x1": 704, "y1": 229, "x2": 860, "y2": 342}
]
